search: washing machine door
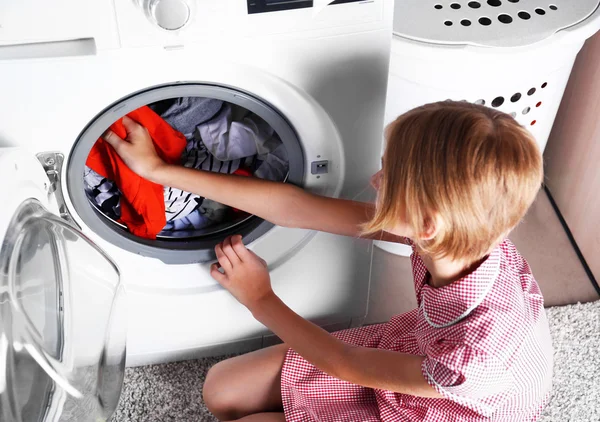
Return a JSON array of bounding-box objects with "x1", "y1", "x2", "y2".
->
[{"x1": 0, "y1": 149, "x2": 126, "y2": 422}]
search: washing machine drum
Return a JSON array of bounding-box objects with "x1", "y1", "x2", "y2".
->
[
  {"x1": 68, "y1": 84, "x2": 305, "y2": 265},
  {"x1": 0, "y1": 199, "x2": 126, "y2": 422}
]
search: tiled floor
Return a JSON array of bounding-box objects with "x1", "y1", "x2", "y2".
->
[{"x1": 365, "y1": 189, "x2": 599, "y2": 324}]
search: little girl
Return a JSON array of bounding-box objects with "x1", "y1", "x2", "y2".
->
[{"x1": 104, "y1": 101, "x2": 553, "y2": 421}]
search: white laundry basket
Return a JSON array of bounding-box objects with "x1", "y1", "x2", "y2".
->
[
  {"x1": 386, "y1": 0, "x2": 600, "y2": 152},
  {"x1": 376, "y1": 0, "x2": 600, "y2": 256}
]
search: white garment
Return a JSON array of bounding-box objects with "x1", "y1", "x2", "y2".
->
[
  {"x1": 195, "y1": 104, "x2": 281, "y2": 162},
  {"x1": 255, "y1": 142, "x2": 289, "y2": 182}
]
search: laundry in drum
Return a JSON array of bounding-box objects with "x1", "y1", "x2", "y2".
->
[{"x1": 84, "y1": 98, "x2": 289, "y2": 239}]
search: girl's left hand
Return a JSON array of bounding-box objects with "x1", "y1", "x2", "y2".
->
[{"x1": 210, "y1": 235, "x2": 274, "y2": 309}]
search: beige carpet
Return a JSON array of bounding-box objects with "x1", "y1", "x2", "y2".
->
[{"x1": 113, "y1": 300, "x2": 600, "y2": 422}]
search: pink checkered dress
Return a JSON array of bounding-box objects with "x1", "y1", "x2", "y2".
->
[{"x1": 281, "y1": 239, "x2": 553, "y2": 421}]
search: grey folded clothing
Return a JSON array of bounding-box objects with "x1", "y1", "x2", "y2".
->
[{"x1": 156, "y1": 97, "x2": 224, "y2": 139}]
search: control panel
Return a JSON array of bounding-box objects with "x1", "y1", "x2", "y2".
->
[
  {"x1": 248, "y1": 0, "x2": 364, "y2": 14},
  {"x1": 248, "y1": 0, "x2": 313, "y2": 15},
  {"x1": 113, "y1": 0, "x2": 384, "y2": 49}
]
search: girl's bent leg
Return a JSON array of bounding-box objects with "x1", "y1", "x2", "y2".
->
[{"x1": 203, "y1": 343, "x2": 288, "y2": 421}]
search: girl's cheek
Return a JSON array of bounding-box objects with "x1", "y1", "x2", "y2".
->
[{"x1": 370, "y1": 171, "x2": 383, "y2": 190}]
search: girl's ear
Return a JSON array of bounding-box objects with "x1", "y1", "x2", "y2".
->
[{"x1": 419, "y1": 214, "x2": 442, "y2": 241}]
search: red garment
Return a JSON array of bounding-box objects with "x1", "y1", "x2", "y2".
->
[
  {"x1": 233, "y1": 168, "x2": 252, "y2": 178},
  {"x1": 86, "y1": 106, "x2": 187, "y2": 239},
  {"x1": 281, "y1": 239, "x2": 553, "y2": 421}
]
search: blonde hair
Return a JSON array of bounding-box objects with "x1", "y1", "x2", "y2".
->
[{"x1": 365, "y1": 101, "x2": 543, "y2": 262}]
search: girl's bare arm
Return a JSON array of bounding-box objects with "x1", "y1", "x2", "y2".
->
[{"x1": 103, "y1": 116, "x2": 405, "y2": 242}]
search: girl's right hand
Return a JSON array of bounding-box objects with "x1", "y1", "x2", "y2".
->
[
  {"x1": 210, "y1": 235, "x2": 274, "y2": 310},
  {"x1": 102, "y1": 115, "x2": 168, "y2": 181}
]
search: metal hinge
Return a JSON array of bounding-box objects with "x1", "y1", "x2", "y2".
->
[{"x1": 36, "y1": 152, "x2": 81, "y2": 229}]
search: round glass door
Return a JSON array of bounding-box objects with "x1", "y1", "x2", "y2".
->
[
  {"x1": 0, "y1": 199, "x2": 126, "y2": 422},
  {"x1": 68, "y1": 83, "x2": 305, "y2": 264}
]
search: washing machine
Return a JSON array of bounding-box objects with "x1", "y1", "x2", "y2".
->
[{"x1": 0, "y1": 1, "x2": 394, "y2": 415}]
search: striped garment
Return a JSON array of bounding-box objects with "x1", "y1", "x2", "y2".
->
[
  {"x1": 163, "y1": 138, "x2": 243, "y2": 222},
  {"x1": 83, "y1": 166, "x2": 121, "y2": 219}
]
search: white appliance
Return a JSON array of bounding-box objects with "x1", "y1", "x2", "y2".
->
[
  {"x1": 0, "y1": 1, "x2": 393, "y2": 418},
  {"x1": 375, "y1": 0, "x2": 600, "y2": 257}
]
